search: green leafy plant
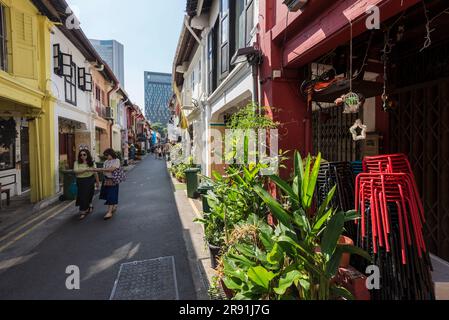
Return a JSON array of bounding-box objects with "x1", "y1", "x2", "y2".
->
[
  {"x1": 227, "y1": 103, "x2": 278, "y2": 131},
  {"x1": 218, "y1": 151, "x2": 371, "y2": 300},
  {"x1": 209, "y1": 276, "x2": 224, "y2": 300},
  {"x1": 196, "y1": 103, "x2": 282, "y2": 248},
  {"x1": 226, "y1": 103, "x2": 279, "y2": 166},
  {"x1": 196, "y1": 161, "x2": 271, "y2": 248}
]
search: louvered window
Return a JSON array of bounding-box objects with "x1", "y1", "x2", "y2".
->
[{"x1": 13, "y1": 10, "x2": 37, "y2": 78}]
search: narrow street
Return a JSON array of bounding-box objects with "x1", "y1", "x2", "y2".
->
[
  {"x1": 2, "y1": 0, "x2": 449, "y2": 307},
  {"x1": 0, "y1": 157, "x2": 196, "y2": 300}
]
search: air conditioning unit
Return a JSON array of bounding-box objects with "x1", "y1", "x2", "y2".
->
[
  {"x1": 283, "y1": 0, "x2": 308, "y2": 12},
  {"x1": 105, "y1": 107, "x2": 114, "y2": 120}
]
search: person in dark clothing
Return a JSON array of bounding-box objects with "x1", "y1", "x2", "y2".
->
[{"x1": 74, "y1": 149, "x2": 100, "y2": 220}]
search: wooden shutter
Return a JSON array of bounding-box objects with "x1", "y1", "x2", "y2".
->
[
  {"x1": 245, "y1": 0, "x2": 255, "y2": 46},
  {"x1": 219, "y1": 0, "x2": 230, "y2": 78},
  {"x1": 12, "y1": 10, "x2": 37, "y2": 79}
]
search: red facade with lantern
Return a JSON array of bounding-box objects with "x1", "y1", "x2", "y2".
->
[{"x1": 257, "y1": 0, "x2": 449, "y2": 262}]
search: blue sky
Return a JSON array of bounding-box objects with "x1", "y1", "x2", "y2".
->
[{"x1": 66, "y1": 0, "x2": 185, "y2": 109}]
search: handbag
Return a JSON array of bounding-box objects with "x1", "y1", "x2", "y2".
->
[{"x1": 111, "y1": 167, "x2": 126, "y2": 185}]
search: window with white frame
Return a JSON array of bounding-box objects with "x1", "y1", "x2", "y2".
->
[
  {"x1": 208, "y1": 0, "x2": 256, "y2": 93},
  {"x1": 0, "y1": 4, "x2": 7, "y2": 71}
]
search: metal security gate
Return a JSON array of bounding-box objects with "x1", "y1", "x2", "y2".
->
[
  {"x1": 312, "y1": 105, "x2": 361, "y2": 162},
  {"x1": 390, "y1": 79, "x2": 449, "y2": 261}
]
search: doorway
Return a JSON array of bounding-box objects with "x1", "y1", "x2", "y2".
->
[{"x1": 390, "y1": 40, "x2": 449, "y2": 261}]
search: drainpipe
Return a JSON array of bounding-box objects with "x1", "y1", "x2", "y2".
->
[
  {"x1": 252, "y1": 63, "x2": 260, "y2": 108},
  {"x1": 107, "y1": 82, "x2": 120, "y2": 149},
  {"x1": 34, "y1": 119, "x2": 43, "y2": 200}
]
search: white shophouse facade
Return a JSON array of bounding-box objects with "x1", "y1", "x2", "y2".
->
[
  {"x1": 51, "y1": 26, "x2": 96, "y2": 192},
  {"x1": 175, "y1": 0, "x2": 259, "y2": 177}
]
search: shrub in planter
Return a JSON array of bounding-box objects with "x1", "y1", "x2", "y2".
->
[{"x1": 216, "y1": 152, "x2": 371, "y2": 300}]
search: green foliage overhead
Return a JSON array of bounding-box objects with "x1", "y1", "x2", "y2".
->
[{"x1": 227, "y1": 103, "x2": 278, "y2": 131}]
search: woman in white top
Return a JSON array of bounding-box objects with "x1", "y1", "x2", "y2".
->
[{"x1": 92, "y1": 149, "x2": 121, "y2": 220}]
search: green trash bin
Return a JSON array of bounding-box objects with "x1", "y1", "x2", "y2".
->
[
  {"x1": 61, "y1": 170, "x2": 77, "y2": 201},
  {"x1": 184, "y1": 167, "x2": 201, "y2": 199},
  {"x1": 198, "y1": 184, "x2": 213, "y2": 214}
]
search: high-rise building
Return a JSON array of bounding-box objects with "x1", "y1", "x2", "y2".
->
[
  {"x1": 144, "y1": 72, "x2": 172, "y2": 126},
  {"x1": 90, "y1": 39, "x2": 125, "y2": 86}
]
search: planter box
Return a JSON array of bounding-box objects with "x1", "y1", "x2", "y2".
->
[{"x1": 335, "y1": 266, "x2": 371, "y2": 300}]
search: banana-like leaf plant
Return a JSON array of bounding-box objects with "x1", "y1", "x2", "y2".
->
[{"x1": 219, "y1": 151, "x2": 371, "y2": 300}]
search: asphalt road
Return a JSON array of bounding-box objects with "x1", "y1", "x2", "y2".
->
[{"x1": 0, "y1": 156, "x2": 196, "y2": 300}]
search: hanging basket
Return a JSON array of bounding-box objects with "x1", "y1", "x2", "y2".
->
[{"x1": 343, "y1": 92, "x2": 362, "y2": 114}]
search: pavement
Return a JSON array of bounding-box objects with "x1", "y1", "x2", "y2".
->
[
  {"x1": 0, "y1": 156, "x2": 198, "y2": 300},
  {"x1": 168, "y1": 167, "x2": 217, "y2": 300}
]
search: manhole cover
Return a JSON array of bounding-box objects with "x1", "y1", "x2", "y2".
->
[{"x1": 110, "y1": 256, "x2": 179, "y2": 300}]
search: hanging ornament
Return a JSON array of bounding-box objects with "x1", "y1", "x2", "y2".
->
[
  {"x1": 341, "y1": 20, "x2": 363, "y2": 114},
  {"x1": 350, "y1": 119, "x2": 367, "y2": 141},
  {"x1": 335, "y1": 92, "x2": 363, "y2": 113},
  {"x1": 343, "y1": 92, "x2": 362, "y2": 113}
]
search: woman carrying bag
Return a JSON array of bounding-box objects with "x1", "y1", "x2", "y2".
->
[
  {"x1": 93, "y1": 149, "x2": 125, "y2": 220},
  {"x1": 74, "y1": 149, "x2": 100, "y2": 220}
]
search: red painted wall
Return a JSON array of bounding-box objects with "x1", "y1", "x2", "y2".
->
[{"x1": 258, "y1": 0, "x2": 419, "y2": 172}]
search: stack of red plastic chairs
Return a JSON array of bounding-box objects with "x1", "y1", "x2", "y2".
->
[{"x1": 354, "y1": 154, "x2": 435, "y2": 300}]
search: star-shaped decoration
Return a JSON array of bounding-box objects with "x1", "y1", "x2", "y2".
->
[{"x1": 349, "y1": 119, "x2": 367, "y2": 141}]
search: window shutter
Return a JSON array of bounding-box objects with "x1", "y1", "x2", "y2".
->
[
  {"x1": 78, "y1": 67, "x2": 86, "y2": 90},
  {"x1": 85, "y1": 73, "x2": 93, "y2": 92},
  {"x1": 12, "y1": 10, "x2": 37, "y2": 79},
  {"x1": 219, "y1": 0, "x2": 230, "y2": 78},
  {"x1": 1, "y1": 4, "x2": 8, "y2": 71},
  {"x1": 61, "y1": 53, "x2": 72, "y2": 77},
  {"x1": 53, "y1": 44, "x2": 62, "y2": 75},
  {"x1": 245, "y1": 0, "x2": 255, "y2": 46}
]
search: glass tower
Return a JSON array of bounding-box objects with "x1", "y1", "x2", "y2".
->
[
  {"x1": 90, "y1": 39, "x2": 125, "y2": 87},
  {"x1": 144, "y1": 72, "x2": 172, "y2": 126}
]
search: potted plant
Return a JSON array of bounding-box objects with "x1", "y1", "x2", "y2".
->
[{"x1": 216, "y1": 152, "x2": 371, "y2": 300}]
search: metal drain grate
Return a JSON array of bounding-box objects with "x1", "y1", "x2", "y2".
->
[{"x1": 110, "y1": 256, "x2": 179, "y2": 300}]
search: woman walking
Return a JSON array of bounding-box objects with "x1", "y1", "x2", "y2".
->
[
  {"x1": 94, "y1": 149, "x2": 121, "y2": 220},
  {"x1": 74, "y1": 149, "x2": 100, "y2": 220}
]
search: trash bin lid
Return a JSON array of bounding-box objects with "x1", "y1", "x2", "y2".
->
[
  {"x1": 198, "y1": 184, "x2": 213, "y2": 190},
  {"x1": 198, "y1": 183, "x2": 214, "y2": 194},
  {"x1": 184, "y1": 168, "x2": 201, "y2": 173}
]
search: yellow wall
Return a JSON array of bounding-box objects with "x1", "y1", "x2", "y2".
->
[{"x1": 0, "y1": 0, "x2": 56, "y2": 203}]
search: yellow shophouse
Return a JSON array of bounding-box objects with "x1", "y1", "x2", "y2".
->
[{"x1": 0, "y1": 0, "x2": 56, "y2": 203}]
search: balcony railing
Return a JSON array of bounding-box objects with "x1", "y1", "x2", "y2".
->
[{"x1": 95, "y1": 101, "x2": 113, "y2": 119}]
